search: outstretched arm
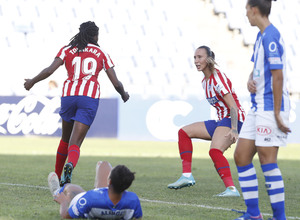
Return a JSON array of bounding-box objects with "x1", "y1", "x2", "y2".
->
[
  {"x1": 105, "y1": 67, "x2": 129, "y2": 102},
  {"x1": 24, "y1": 57, "x2": 63, "y2": 91}
]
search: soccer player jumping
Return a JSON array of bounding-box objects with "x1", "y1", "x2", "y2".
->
[{"x1": 24, "y1": 21, "x2": 129, "y2": 187}]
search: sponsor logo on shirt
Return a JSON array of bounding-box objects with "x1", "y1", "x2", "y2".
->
[
  {"x1": 256, "y1": 125, "x2": 272, "y2": 136},
  {"x1": 79, "y1": 198, "x2": 87, "y2": 207},
  {"x1": 268, "y1": 42, "x2": 277, "y2": 52},
  {"x1": 268, "y1": 57, "x2": 282, "y2": 65},
  {"x1": 206, "y1": 96, "x2": 219, "y2": 105}
]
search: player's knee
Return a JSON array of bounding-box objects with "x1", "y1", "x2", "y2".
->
[
  {"x1": 178, "y1": 128, "x2": 189, "y2": 139},
  {"x1": 65, "y1": 184, "x2": 85, "y2": 197},
  {"x1": 233, "y1": 150, "x2": 240, "y2": 164},
  {"x1": 98, "y1": 161, "x2": 112, "y2": 169},
  {"x1": 234, "y1": 150, "x2": 248, "y2": 166}
]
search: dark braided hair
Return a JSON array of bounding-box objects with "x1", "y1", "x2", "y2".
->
[
  {"x1": 109, "y1": 165, "x2": 135, "y2": 194},
  {"x1": 69, "y1": 21, "x2": 99, "y2": 51}
]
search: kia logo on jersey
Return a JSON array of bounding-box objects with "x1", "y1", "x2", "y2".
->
[{"x1": 256, "y1": 126, "x2": 272, "y2": 136}]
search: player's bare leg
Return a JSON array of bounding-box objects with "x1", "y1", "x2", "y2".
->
[
  {"x1": 94, "y1": 161, "x2": 113, "y2": 188},
  {"x1": 210, "y1": 126, "x2": 240, "y2": 197},
  {"x1": 63, "y1": 184, "x2": 85, "y2": 202},
  {"x1": 61, "y1": 121, "x2": 90, "y2": 186}
]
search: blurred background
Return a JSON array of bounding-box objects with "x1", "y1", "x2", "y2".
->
[{"x1": 0, "y1": 0, "x2": 299, "y2": 142}]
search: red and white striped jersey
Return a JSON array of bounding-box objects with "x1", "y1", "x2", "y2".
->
[
  {"x1": 202, "y1": 68, "x2": 245, "y2": 122},
  {"x1": 56, "y1": 43, "x2": 114, "y2": 99}
]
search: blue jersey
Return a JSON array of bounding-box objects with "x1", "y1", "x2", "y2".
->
[
  {"x1": 68, "y1": 188, "x2": 143, "y2": 219},
  {"x1": 250, "y1": 24, "x2": 289, "y2": 112}
]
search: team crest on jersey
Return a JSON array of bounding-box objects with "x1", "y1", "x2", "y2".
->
[
  {"x1": 215, "y1": 84, "x2": 221, "y2": 94},
  {"x1": 253, "y1": 69, "x2": 260, "y2": 78}
]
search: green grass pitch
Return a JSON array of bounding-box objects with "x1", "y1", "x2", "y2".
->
[{"x1": 0, "y1": 137, "x2": 299, "y2": 220}]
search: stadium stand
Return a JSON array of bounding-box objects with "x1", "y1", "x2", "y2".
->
[
  {"x1": 0, "y1": 0, "x2": 299, "y2": 99},
  {"x1": 212, "y1": 0, "x2": 300, "y2": 98}
]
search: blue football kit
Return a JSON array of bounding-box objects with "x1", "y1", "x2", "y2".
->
[
  {"x1": 68, "y1": 187, "x2": 143, "y2": 219},
  {"x1": 250, "y1": 23, "x2": 289, "y2": 112}
]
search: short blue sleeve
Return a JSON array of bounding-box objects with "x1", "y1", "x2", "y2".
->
[
  {"x1": 68, "y1": 192, "x2": 91, "y2": 219},
  {"x1": 133, "y1": 197, "x2": 143, "y2": 219},
  {"x1": 262, "y1": 27, "x2": 284, "y2": 70}
]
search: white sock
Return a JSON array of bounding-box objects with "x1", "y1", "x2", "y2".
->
[
  {"x1": 182, "y1": 173, "x2": 191, "y2": 178},
  {"x1": 228, "y1": 186, "x2": 236, "y2": 191}
]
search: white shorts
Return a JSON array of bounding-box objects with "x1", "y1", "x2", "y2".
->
[{"x1": 239, "y1": 108, "x2": 289, "y2": 147}]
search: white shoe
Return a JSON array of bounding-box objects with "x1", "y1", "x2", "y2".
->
[
  {"x1": 214, "y1": 186, "x2": 240, "y2": 197},
  {"x1": 48, "y1": 172, "x2": 60, "y2": 196},
  {"x1": 167, "y1": 175, "x2": 196, "y2": 189}
]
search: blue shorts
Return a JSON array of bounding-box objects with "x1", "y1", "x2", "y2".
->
[
  {"x1": 59, "y1": 96, "x2": 99, "y2": 126},
  {"x1": 204, "y1": 117, "x2": 243, "y2": 138}
]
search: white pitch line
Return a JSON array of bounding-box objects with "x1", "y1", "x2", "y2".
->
[
  {"x1": 1, "y1": 182, "x2": 299, "y2": 220},
  {"x1": 140, "y1": 198, "x2": 232, "y2": 211},
  {"x1": 0, "y1": 182, "x2": 49, "y2": 190}
]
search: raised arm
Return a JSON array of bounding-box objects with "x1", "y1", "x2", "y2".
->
[
  {"x1": 24, "y1": 57, "x2": 63, "y2": 91},
  {"x1": 105, "y1": 67, "x2": 129, "y2": 102}
]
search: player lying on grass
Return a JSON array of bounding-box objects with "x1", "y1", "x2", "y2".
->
[
  {"x1": 168, "y1": 46, "x2": 245, "y2": 197},
  {"x1": 48, "y1": 161, "x2": 142, "y2": 219}
]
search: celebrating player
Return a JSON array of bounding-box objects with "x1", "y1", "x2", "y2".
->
[
  {"x1": 233, "y1": 0, "x2": 291, "y2": 219},
  {"x1": 24, "y1": 21, "x2": 129, "y2": 186},
  {"x1": 48, "y1": 161, "x2": 143, "y2": 219},
  {"x1": 168, "y1": 46, "x2": 245, "y2": 197}
]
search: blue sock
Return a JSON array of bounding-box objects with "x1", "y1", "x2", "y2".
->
[
  {"x1": 261, "y1": 163, "x2": 286, "y2": 220},
  {"x1": 237, "y1": 163, "x2": 260, "y2": 217}
]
